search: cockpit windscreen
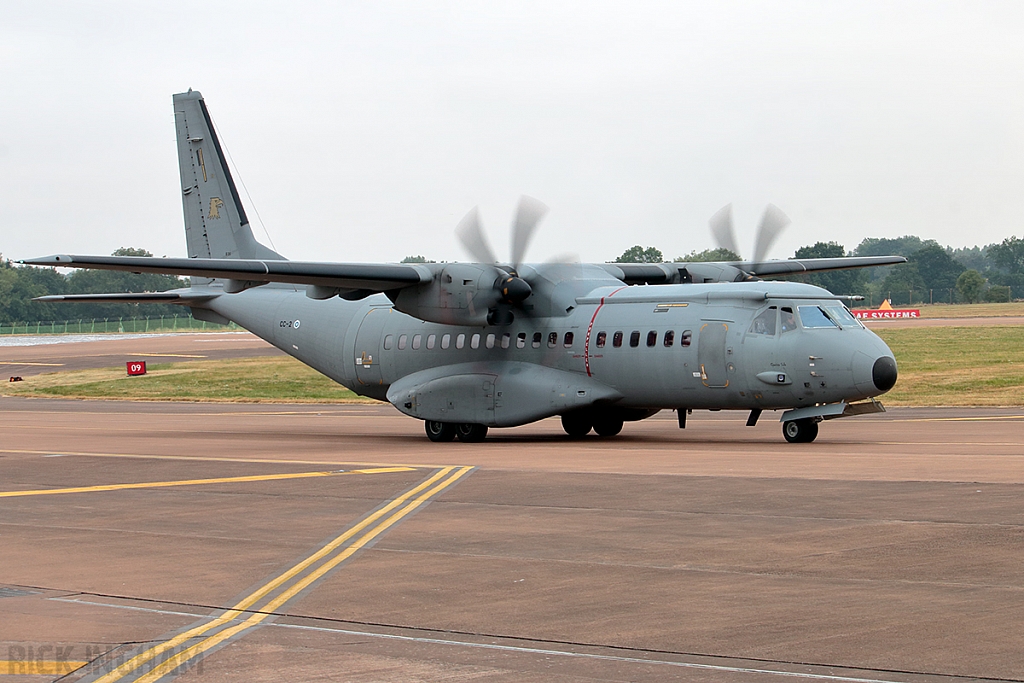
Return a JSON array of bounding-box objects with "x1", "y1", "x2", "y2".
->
[{"x1": 797, "y1": 305, "x2": 838, "y2": 329}]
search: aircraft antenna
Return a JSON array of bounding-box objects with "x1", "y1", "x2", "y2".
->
[{"x1": 209, "y1": 113, "x2": 280, "y2": 253}]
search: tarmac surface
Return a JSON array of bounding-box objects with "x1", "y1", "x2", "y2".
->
[{"x1": 1, "y1": 331, "x2": 1023, "y2": 682}]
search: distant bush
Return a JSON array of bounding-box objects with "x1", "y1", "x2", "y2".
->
[{"x1": 984, "y1": 285, "x2": 1012, "y2": 303}]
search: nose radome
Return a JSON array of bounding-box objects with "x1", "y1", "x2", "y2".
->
[{"x1": 873, "y1": 356, "x2": 898, "y2": 392}]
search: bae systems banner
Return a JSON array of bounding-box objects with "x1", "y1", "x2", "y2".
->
[{"x1": 853, "y1": 309, "x2": 920, "y2": 319}]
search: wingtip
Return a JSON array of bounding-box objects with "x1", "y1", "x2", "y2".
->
[{"x1": 21, "y1": 255, "x2": 72, "y2": 266}]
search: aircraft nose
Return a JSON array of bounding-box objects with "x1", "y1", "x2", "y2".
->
[{"x1": 872, "y1": 356, "x2": 898, "y2": 392}]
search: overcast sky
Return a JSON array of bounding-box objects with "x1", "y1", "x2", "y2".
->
[{"x1": 3, "y1": 2, "x2": 1023, "y2": 265}]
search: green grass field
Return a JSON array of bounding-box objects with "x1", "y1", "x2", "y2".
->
[
  {"x1": 1, "y1": 357, "x2": 368, "y2": 403},
  {"x1": 3, "y1": 325, "x2": 1023, "y2": 406},
  {"x1": 873, "y1": 326, "x2": 1024, "y2": 406}
]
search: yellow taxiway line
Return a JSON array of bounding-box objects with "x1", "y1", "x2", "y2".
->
[
  {"x1": 0, "y1": 448, "x2": 447, "y2": 470},
  {"x1": 0, "y1": 361, "x2": 65, "y2": 366},
  {"x1": 0, "y1": 467, "x2": 414, "y2": 498},
  {"x1": 91, "y1": 465, "x2": 473, "y2": 683}
]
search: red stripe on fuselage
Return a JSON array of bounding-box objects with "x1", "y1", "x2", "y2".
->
[{"x1": 583, "y1": 287, "x2": 626, "y2": 377}]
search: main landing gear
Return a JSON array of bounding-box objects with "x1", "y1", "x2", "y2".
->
[
  {"x1": 782, "y1": 418, "x2": 819, "y2": 443},
  {"x1": 560, "y1": 412, "x2": 624, "y2": 438},
  {"x1": 424, "y1": 420, "x2": 488, "y2": 443}
]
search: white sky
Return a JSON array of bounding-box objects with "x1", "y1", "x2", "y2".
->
[{"x1": 3, "y1": 1, "x2": 1023, "y2": 264}]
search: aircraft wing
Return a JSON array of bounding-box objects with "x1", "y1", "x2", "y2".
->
[
  {"x1": 22, "y1": 253, "x2": 906, "y2": 294},
  {"x1": 608, "y1": 255, "x2": 907, "y2": 285},
  {"x1": 20, "y1": 255, "x2": 430, "y2": 293},
  {"x1": 740, "y1": 255, "x2": 907, "y2": 276}
]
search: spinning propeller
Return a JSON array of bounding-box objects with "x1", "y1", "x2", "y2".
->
[
  {"x1": 455, "y1": 196, "x2": 549, "y2": 324},
  {"x1": 709, "y1": 203, "x2": 792, "y2": 265}
]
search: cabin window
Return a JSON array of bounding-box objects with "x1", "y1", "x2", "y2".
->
[
  {"x1": 749, "y1": 306, "x2": 778, "y2": 336},
  {"x1": 383, "y1": 334, "x2": 394, "y2": 350},
  {"x1": 780, "y1": 307, "x2": 798, "y2": 333},
  {"x1": 485, "y1": 333, "x2": 496, "y2": 349},
  {"x1": 681, "y1": 330, "x2": 692, "y2": 347},
  {"x1": 596, "y1": 331, "x2": 607, "y2": 348},
  {"x1": 646, "y1": 331, "x2": 657, "y2": 347},
  {"x1": 517, "y1": 332, "x2": 527, "y2": 349},
  {"x1": 798, "y1": 306, "x2": 838, "y2": 329},
  {"x1": 629, "y1": 331, "x2": 640, "y2": 347},
  {"x1": 612, "y1": 331, "x2": 623, "y2": 348},
  {"x1": 501, "y1": 333, "x2": 511, "y2": 349},
  {"x1": 398, "y1": 334, "x2": 408, "y2": 350},
  {"x1": 426, "y1": 334, "x2": 436, "y2": 350},
  {"x1": 548, "y1": 332, "x2": 557, "y2": 348},
  {"x1": 532, "y1": 332, "x2": 542, "y2": 348},
  {"x1": 411, "y1": 334, "x2": 422, "y2": 350},
  {"x1": 456, "y1": 333, "x2": 465, "y2": 349},
  {"x1": 663, "y1": 330, "x2": 675, "y2": 347},
  {"x1": 441, "y1": 333, "x2": 451, "y2": 349},
  {"x1": 471, "y1": 333, "x2": 481, "y2": 349},
  {"x1": 563, "y1": 332, "x2": 574, "y2": 348}
]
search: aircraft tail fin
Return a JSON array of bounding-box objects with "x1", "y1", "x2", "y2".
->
[{"x1": 172, "y1": 90, "x2": 284, "y2": 278}]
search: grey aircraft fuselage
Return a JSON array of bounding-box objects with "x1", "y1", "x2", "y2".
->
[{"x1": 205, "y1": 277, "x2": 893, "y2": 423}]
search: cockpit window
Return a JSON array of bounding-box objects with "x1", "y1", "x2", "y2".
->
[
  {"x1": 780, "y1": 307, "x2": 797, "y2": 333},
  {"x1": 824, "y1": 305, "x2": 861, "y2": 328},
  {"x1": 748, "y1": 306, "x2": 777, "y2": 336},
  {"x1": 798, "y1": 305, "x2": 838, "y2": 328}
]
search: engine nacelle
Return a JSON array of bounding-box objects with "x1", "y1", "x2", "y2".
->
[
  {"x1": 388, "y1": 263, "x2": 502, "y2": 326},
  {"x1": 678, "y1": 263, "x2": 751, "y2": 283}
]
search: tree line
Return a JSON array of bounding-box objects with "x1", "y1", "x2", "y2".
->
[{"x1": 613, "y1": 235, "x2": 1024, "y2": 304}]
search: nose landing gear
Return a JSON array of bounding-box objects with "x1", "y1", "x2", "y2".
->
[{"x1": 782, "y1": 418, "x2": 819, "y2": 443}]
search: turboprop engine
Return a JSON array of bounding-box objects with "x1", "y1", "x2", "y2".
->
[{"x1": 388, "y1": 263, "x2": 531, "y2": 327}]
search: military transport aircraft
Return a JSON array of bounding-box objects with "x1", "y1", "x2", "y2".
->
[{"x1": 25, "y1": 90, "x2": 904, "y2": 443}]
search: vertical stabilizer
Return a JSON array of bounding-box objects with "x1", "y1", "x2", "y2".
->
[{"x1": 173, "y1": 90, "x2": 284, "y2": 275}]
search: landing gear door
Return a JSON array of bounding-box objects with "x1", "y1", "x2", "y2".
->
[
  {"x1": 354, "y1": 306, "x2": 390, "y2": 387},
  {"x1": 698, "y1": 322, "x2": 730, "y2": 388}
]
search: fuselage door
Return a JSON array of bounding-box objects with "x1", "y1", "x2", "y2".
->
[
  {"x1": 354, "y1": 306, "x2": 390, "y2": 386},
  {"x1": 698, "y1": 322, "x2": 730, "y2": 388}
]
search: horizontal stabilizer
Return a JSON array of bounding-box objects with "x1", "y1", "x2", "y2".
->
[
  {"x1": 21, "y1": 255, "x2": 430, "y2": 293},
  {"x1": 32, "y1": 290, "x2": 218, "y2": 305}
]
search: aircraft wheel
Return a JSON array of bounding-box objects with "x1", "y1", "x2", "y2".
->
[
  {"x1": 561, "y1": 412, "x2": 593, "y2": 438},
  {"x1": 593, "y1": 417, "x2": 624, "y2": 437},
  {"x1": 425, "y1": 420, "x2": 456, "y2": 442},
  {"x1": 783, "y1": 418, "x2": 819, "y2": 443},
  {"x1": 455, "y1": 423, "x2": 488, "y2": 443}
]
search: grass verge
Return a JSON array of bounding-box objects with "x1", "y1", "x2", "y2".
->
[
  {"x1": 874, "y1": 326, "x2": 1024, "y2": 406},
  {"x1": 0, "y1": 356, "x2": 372, "y2": 403}
]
